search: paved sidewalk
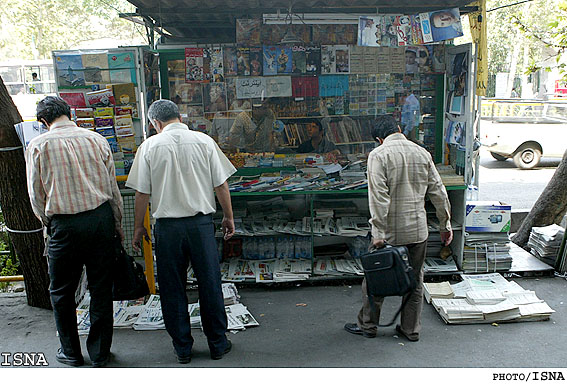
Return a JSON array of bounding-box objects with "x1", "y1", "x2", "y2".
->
[{"x1": 1, "y1": 276, "x2": 566, "y2": 368}]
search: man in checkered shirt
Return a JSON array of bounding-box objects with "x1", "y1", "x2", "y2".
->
[
  {"x1": 344, "y1": 114, "x2": 452, "y2": 342},
  {"x1": 26, "y1": 96, "x2": 123, "y2": 367}
]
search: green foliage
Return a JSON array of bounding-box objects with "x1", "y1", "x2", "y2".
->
[
  {"x1": 486, "y1": 0, "x2": 560, "y2": 95},
  {"x1": 0, "y1": 0, "x2": 146, "y2": 60}
]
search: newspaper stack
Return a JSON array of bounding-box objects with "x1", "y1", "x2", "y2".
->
[
  {"x1": 222, "y1": 283, "x2": 240, "y2": 305},
  {"x1": 423, "y1": 281, "x2": 454, "y2": 303},
  {"x1": 113, "y1": 298, "x2": 146, "y2": 328},
  {"x1": 188, "y1": 303, "x2": 201, "y2": 329},
  {"x1": 428, "y1": 273, "x2": 555, "y2": 324},
  {"x1": 528, "y1": 224, "x2": 565, "y2": 266},
  {"x1": 462, "y1": 232, "x2": 512, "y2": 272},
  {"x1": 424, "y1": 257, "x2": 458, "y2": 273},
  {"x1": 133, "y1": 295, "x2": 165, "y2": 331},
  {"x1": 336, "y1": 217, "x2": 371, "y2": 237},
  {"x1": 76, "y1": 293, "x2": 91, "y2": 336},
  {"x1": 273, "y1": 259, "x2": 311, "y2": 282}
]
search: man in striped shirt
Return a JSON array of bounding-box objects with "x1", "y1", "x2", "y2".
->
[
  {"x1": 344, "y1": 115, "x2": 452, "y2": 342},
  {"x1": 25, "y1": 96, "x2": 124, "y2": 367}
]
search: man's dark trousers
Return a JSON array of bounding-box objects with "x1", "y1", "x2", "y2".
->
[
  {"x1": 48, "y1": 201, "x2": 115, "y2": 364},
  {"x1": 155, "y1": 213, "x2": 228, "y2": 358}
]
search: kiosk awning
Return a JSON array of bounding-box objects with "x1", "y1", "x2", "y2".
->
[{"x1": 124, "y1": 0, "x2": 478, "y2": 43}]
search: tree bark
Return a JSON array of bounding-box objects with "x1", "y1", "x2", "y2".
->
[
  {"x1": 512, "y1": 149, "x2": 567, "y2": 250},
  {"x1": 0, "y1": 76, "x2": 51, "y2": 309}
]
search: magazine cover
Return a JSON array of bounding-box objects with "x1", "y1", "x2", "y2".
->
[
  {"x1": 236, "y1": 47, "x2": 251, "y2": 76},
  {"x1": 108, "y1": 52, "x2": 136, "y2": 84},
  {"x1": 395, "y1": 15, "x2": 412, "y2": 46},
  {"x1": 424, "y1": 8, "x2": 463, "y2": 43},
  {"x1": 205, "y1": 47, "x2": 224, "y2": 82},
  {"x1": 249, "y1": 47, "x2": 263, "y2": 76},
  {"x1": 276, "y1": 46, "x2": 292, "y2": 74},
  {"x1": 203, "y1": 82, "x2": 228, "y2": 113},
  {"x1": 357, "y1": 16, "x2": 382, "y2": 47},
  {"x1": 223, "y1": 47, "x2": 238, "y2": 76},
  {"x1": 185, "y1": 48, "x2": 205, "y2": 82},
  {"x1": 321, "y1": 45, "x2": 336, "y2": 74},
  {"x1": 335, "y1": 45, "x2": 350, "y2": 73},
  {"x1": 319, "y1": 75, "x2": 349, "y2": 97},
  {"x1": 292, "y1": 45, "x2": 306, "y2": 74},
  {"x1": 410, "y1": 14, "x2": 424, "y2": 45},
  {"x1": 305, "y1": 46, "x2": 321, "y2": 74},
  {"x1": 55, "y1": 54, "x2": 85, "y2": 87},
  {"x1": 236, "y1": 19, "x2": 261, "y2": 45},
  {"x1": 226, "y1": 78, "x2": 252, "y2": 111},
  {"x1": 263, "y1": 45, "x2": 278, "y2": 76},
  {"x1": 380, "y1": 15, "x2": 399, "y2": 47},
  {"x1": 291, "y1": 76, "x2": 319, "y2": 98},
  {"x1": 81, "y1": 53, "x2": 109, "y2": 84},
  {"x1": 266, "y1": 76, "x2": 292, "y2": 98},
  {"x1": 171, "y1": 83, "x2": 203, "y2": 105}
]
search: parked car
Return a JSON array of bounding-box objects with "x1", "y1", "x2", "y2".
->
[{"x1": 481, "y1": 99, "x2": 567, "y2": 169}]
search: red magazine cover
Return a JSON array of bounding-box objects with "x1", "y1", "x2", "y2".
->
[
  {"x1": 292, "y1": 76, "x2": 319, "y2": 98},
  {"x1": 59, "y1": 92, "x2": 87, "y2": 107}
]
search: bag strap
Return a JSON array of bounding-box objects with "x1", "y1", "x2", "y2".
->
[{"x1": 368, "y1": 293, "x2": 410, "y2": 328}]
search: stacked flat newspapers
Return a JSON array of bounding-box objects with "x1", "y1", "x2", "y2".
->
[
  {"x1": 426, "y1": 273, "x2": 555, "y2": 324},
  {"x1": 528, "y1": 224, "x2": 565, "y2": 266},
  {"x1": 188, "y1": 302, "x2": 259, "y2": 331}
]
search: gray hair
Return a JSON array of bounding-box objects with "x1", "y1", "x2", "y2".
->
[{"x1": 148, "y1": 99, "x2": 181, "y2": 123}]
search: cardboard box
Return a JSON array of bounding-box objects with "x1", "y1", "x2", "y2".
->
[{"x1": 465, "y1": 201, "x2": 511, "y2": 233}]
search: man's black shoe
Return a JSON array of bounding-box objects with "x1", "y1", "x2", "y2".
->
[
  {"x1": 344, "y1": 323, "x2": 376, "y2": 338},
  {"x1": 56, "y1": 348, "x2": 84, "y2": 367},
  {"x1": 92, "y1": 352, "x2": 112, "y2": 368},
  {"x1": 395, "y1": 325, "x2": 419, "y2": 342},
  {"x1": 211, "y1": 339, "x2": 232, "y2": 360},
  {"x1": 175, "y1": 352, "x2": 192, "y2": 364}
]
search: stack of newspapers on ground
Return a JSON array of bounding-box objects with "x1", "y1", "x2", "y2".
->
[
  {"x1": 462, "y1": 232, "x2": 513, "y2": 273},
  {"x1": 528, "y1": 224, "x2": 565, "y2": 267},
  {"x1": 424, "y1": 273, "x2": 555, "y2": 324},
  {"x1": 75, "y1": 283, "x2": 258, "y2": 334}
]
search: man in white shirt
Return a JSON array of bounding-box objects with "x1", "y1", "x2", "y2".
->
[{"x1": 126, "y1": 100, "x2": 236, "y2": 363}]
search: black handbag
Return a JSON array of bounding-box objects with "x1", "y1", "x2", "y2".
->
[
  {"x1": 112, "y1": 239, "x2": 150, "y2": 301},
  {"x1": 360, "y1": 244, "x2": 417, "y2": 327}
]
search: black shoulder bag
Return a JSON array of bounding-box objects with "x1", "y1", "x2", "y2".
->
[
  {"x1": 112, "y1": 238, "x2": 150, "y2": 301},
  {"x1": 360, "y1": 244, "x2": 417, "y2": 327}
]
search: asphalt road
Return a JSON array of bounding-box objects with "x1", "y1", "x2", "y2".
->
[{"x1": 477, "y1": 147, "x2": 560, "y2": 210}]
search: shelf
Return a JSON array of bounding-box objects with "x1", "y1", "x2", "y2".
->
[
  {"x1": 334, "y1": 141, "x2": 375, "y2": 145},
  {"x1": 234, "y1": 167, "x2": 296, "y2": 176},
  {"x1": 277, "y1": 115, "x2": 373, "y2": 120},
  {"x1": 231, "y1": 189, "x2": 369, "y2": 197}
]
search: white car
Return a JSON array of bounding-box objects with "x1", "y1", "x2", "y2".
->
[{"x1": 481, "y1": 100, "x2": 567, "y2": 169}]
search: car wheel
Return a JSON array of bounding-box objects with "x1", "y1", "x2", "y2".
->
[
  {"x1": 513, "y1": 146, "x2": 541, "y2": 169},
  {"x1": 490, "y1": 152, "x2": 507, "y2": 161}
]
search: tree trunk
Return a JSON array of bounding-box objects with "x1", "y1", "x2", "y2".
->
[
  {"x1": 512, "y1": 149, "x2": 567, "y2": 250},
  {"x1": 0, "y1": 76, "x2": 51, "y2": 309}
]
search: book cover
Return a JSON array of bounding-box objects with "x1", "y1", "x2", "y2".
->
[
  {"x1": 223, "y1": 47, "x2": 238, "y2": 76},
  {"x1": 262, "y1": 46, "x2": 278, "y2": 76},
  {"x1": 276, "y1": 46, "x2": 292, "y2": 74},
  {"x1": 321, "y1": 45, "x2": 336, "y2": 74},
  {"x1": 249, "y1": 47, "x2": 263, "y2": 76},
  {"x1": 108, "y1": 52, "x2": 136, "y2": 84},
  {"x1": 185, "y1": 48, "x2": 205, "y2": 82},
  {"x1": 81, "y1": 53, "x2": 110, "y2": 84},
  {"x1": 55, "y1": 54, "x2": 85, "y2": 87},
  {"x1": 305, "y1": 46, "x2": 321, "y2": 74},
  {"x1": 86, "y1": 88, "x2": 115, "y2": 107},
  {"x1": 420, "y1": 12, "x2": 434, "y2": 43},
  {"x1": 319, "y1": 75, "x2": 349, "y2": 97},
  {"x1": 236, "y1": 47, "x2": 251, "y2": 76},
  {"x1": 291, "y1": 45, "x2": 306, "y2": 74}
]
